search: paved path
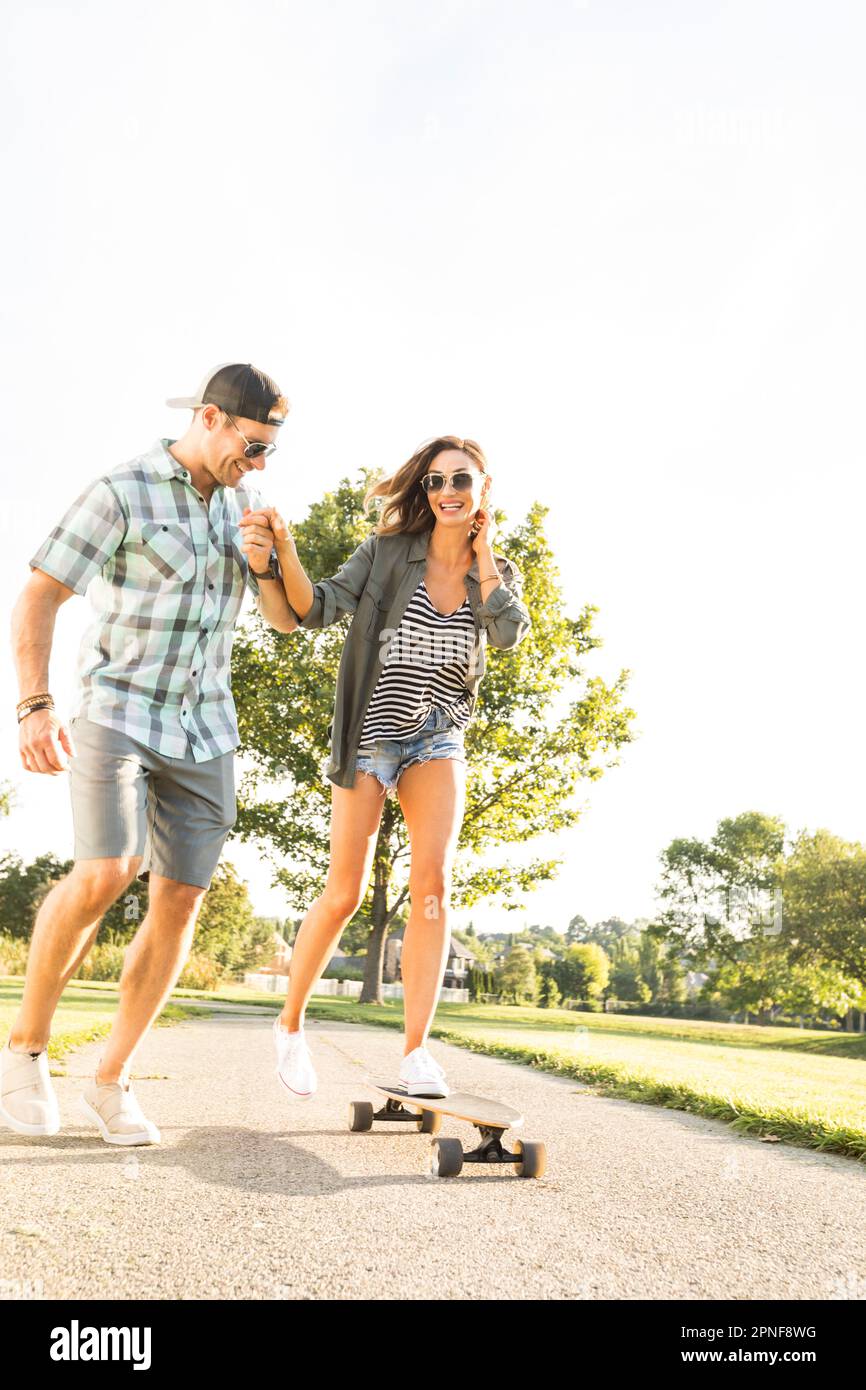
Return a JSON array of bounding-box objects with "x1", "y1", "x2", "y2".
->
[{"x1": 1, "y1": 1014, "x2": 864, "y2": 1300}]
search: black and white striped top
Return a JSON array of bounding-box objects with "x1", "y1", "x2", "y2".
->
[{"x1": 358, "y1": 580, "x2": 476, "y2": 744}]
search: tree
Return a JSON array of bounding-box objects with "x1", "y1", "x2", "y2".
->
[
  {"x1": 565, "y1": 914, "x2": 588, "y2": 946},
  {"x1": 496, "y1": 945, "x2": 537, "y2": 1004},
  {"x1": 0, "y1": 852, "x2": 72, "y2": 939},
  {"x1": 781, "y1": 828, "x2": 866, "y2": 981},
  {"x1": 554, "y1": 942, "x2": 610, "y2": 1004},
  {"x1": 651, "y1": 812, "x2": 787, "y2": 969},
  {"x1": 231, "y1": 477, "x2": 636, "y2": 1003},
  {"x1": 537, "y1": 971, "x2": 562, "y2": 1009},
  {"x1": 705, "y1": 937, "x2": 863, "y2": 1023},
  {"x1": 191, "y1": 862, "x2": 272, "y2": 976}
]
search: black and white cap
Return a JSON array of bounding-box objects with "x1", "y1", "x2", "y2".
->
[{"x1": 167, "y1": 362, "x2": 289, "y2": 426}]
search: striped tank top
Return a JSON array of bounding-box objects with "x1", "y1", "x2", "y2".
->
[{"x1": 358, "y1": 579, "x2": 476, "y2": 745}]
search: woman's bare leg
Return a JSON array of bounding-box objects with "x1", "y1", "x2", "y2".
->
[
  {"x1": 279, "y1": 774, "x2": 387, "y2": 1031},
  {"x1": 395, "y1": 758, "x2": 466, "y2": 1055}
]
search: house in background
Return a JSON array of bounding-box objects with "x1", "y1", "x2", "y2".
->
[
  {"x1": 384, "y1": 927, "x2": 476, "y2": 988},
  {"x1": 259, "y1": 930, "x2": 293, "y2": 975}
]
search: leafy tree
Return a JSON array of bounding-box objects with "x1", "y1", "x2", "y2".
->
[
  {"x1": 191, "y1": 862, "x2": 271, "y2": 975},
  {"x1": 496, "y1": 945, "x2": 537, "y2": 1004},
  {"x1": 554, "y1": 942, "x2": 610, "y2": 1003},
  {"x1": 607, "y1": 933, "x2": 646, "y2": 1001},
  {"x1": 231, "y1": 476, "x2": 636, "y2": 1003},
  {"x1": 537, "y1": 971, "x2": 562, "y2": 1009},
  {"x1": 781, "y1": 828, "x2": 866, "y2": 981},
  {"x1": 565, "y1": 914, "x2": 588, "y2": 945},
  {"x1": 651, "y1": 812, "x2": 787, "y2": 969},
  {"x1": 704, "y1": 936, "x2": 863, "y2": 1022},
  {"x1": 0, "y1": 852, "x2": 72, "y2": 939}
]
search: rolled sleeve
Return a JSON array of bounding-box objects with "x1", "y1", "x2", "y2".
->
[
  {"x1": 299, "y1": 535, "x2": 377, "y2": 630},
  {"x1": 478, "y1": 558, "x2": 532, "y2": 649},
  {"x1": 29, "y1": 477, "x2": 127, "y2": 596}
]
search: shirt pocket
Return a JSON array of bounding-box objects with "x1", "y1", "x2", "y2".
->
[
  {"x1": 356, "y1": 576, "x2": 394, "y2": 638},
  {"x1": 140, "y1": 522, "x2": 197, "y2": 582}
]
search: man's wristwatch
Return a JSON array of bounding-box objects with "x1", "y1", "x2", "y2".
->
[{"x1": 250, "y1": 557, "x2": 280, "y2": 580}]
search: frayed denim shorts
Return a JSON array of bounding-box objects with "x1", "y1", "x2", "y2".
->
[{"x1": 354, "y1": 705, "x2": 466, "y2": 794}]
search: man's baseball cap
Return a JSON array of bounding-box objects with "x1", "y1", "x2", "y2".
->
[{"x1": 167, "y1": 362, "x2": 289, "y2": 427}]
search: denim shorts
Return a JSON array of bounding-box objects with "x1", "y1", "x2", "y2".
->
[{"x1": 354, "y1": 706, "x2": 466, "y2": 793}]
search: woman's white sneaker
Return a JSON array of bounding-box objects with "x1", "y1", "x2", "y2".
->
[
  {"x1": 0, "y1": 1039, "x2": 61, "y2": 1136},
  {"x1": 78, "y1": 1075, "x2": 160, "y2": 1145},
  {"x1": 273, "y1": 1017, "x2": 317, "y2": 1100},
  {"x1": 399, "y1": 1046, "x2": 450, "y2": 1097}
]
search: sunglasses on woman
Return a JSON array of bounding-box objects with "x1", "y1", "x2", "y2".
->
[
  {"x1": 223, "y1": 410, "x2": 278, "y2": 460},
  {"x1": 421, "y1": 469, "x2": 481, "y2": 494}
]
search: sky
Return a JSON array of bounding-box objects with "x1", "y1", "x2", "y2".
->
[{"x1": 1, "y1": 0, "x2": 864, "y2": 936}]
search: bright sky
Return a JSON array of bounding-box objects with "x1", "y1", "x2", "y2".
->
[{"x1": 1, "y1": 1, "x2": 863, "y2": 937}]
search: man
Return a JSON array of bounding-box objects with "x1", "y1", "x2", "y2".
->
[{"x1": 1, "y1": 363, "x2": 299, "y2": 1146}]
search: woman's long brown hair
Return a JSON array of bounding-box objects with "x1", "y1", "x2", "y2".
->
[{"x1": 364, "y1": 435, "x2": 488, "y2": 536}]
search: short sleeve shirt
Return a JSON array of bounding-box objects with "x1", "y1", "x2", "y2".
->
[{"x1": 29, "y1": 438, "x2": 273, "y2": 762}]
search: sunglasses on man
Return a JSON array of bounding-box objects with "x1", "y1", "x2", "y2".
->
[{"x1": 223, "y1": 410, "x2": 278, "y2": 460}]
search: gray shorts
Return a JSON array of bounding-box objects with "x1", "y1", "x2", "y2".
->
[{"x1": 68, "y1": 715, "x2": 236, "y2": 889}]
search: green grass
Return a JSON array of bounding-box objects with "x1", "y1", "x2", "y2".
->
[{"x1": 0, "y1": 978, "x2": 204, "y2": 1070}]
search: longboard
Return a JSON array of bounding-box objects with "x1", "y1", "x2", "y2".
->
[{"x1": 348, "y1": 1077, "x2": 547, "y2": 1179}]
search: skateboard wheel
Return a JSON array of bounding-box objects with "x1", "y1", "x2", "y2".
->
[
  {"x1": 513, "y1": 1139, "x2": 547, "y2": 1178},
  {"x1": 417, "y1": 1110, "x2": 441, "y2": 1135},
  {"x1": 349, "y1": 1101, "x2": 374, "y2": 1132},
  {"x1": 430, "y1": 1137, "x2": 463, "y2": 1178}
]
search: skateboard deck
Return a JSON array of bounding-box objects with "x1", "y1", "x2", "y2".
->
[{"x1": 364, "y1": 1078, "x2": 524, "y2": 1129}]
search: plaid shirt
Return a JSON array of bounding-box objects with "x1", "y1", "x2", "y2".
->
[{"x1": 29, "y1": 438, "x2": 273, "y2": 762}]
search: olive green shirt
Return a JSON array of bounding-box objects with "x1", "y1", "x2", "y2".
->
[{"x1": 300, "y1": 529, "x2": 531, "y2": 788}]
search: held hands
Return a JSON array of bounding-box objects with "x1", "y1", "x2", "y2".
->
[
  {"x1": 19, "y1": 707, "x2": 76, "y2": 775},
  {"x1": 238, "y1": 506, "x2": 294, "y2": 573}
]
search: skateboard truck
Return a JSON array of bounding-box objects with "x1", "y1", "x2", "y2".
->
[{"x1": 461, "y1": 1125, "x2": 520, "y2": 1165}]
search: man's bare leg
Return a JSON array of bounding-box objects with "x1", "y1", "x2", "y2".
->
[
  {"x1": 9, "y1": 857, "x2": 143, "y2": 1054},
  {"x1": 95, "y1": 874, "x2": 206, "y2": 1085}
]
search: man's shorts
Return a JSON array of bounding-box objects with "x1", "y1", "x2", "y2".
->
[
  {"x1": 354, "y1": 705, "x2": 466, "y2": 795},
  {"x1": 68, "y1": 715, "x2": 236, "y2": 890}
]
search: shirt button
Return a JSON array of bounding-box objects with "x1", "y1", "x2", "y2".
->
[
  {"x1": 208, "y1": 582, "x2": 214, "y2": 590},
  {"x1": 192, "y1": 670, "x2": 197, "y2": 677}
]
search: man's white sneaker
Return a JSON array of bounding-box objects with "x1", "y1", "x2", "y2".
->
[
  {"x1": 0, "y1": 1039, "x2": 61, "y2": 1136},
  {"x1": 78, "y1": 1075, "x2": 160, "y2": 1146},
  {"x1": 273, "y1": 1017, "x2": 317, "y2": 1100},
  {"x1": 399, "y1": 1046, "x2": 450, "y2": 1098}
]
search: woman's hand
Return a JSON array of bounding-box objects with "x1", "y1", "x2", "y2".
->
[{"x1": 470, "y1": 504, "x2": 497, "y2": 555}]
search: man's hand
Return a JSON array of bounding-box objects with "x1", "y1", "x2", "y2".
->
[
  {"x1": 19, "y1": 707, "x2": 76, "y2": 774},
  {"x1": 238, "y1": 506, "x2": 275, "y2": 573},
  {"x1": 238, "y1": 506, "x2": 296, "y2": 574}
]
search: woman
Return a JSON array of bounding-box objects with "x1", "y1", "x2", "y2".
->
[{"x1": 238, "y1": 436, "x2": 531, "y2": 1099}]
